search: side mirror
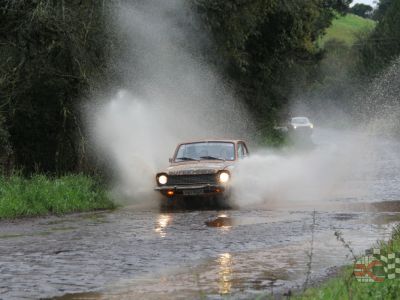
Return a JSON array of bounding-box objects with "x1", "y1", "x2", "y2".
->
[{"x1": 169, "y1": 158, "x2": 173, "y2": 163}]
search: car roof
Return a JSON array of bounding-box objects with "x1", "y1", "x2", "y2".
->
[
  {"x1": 292, "y1": 116, "x2": 309, "y2": 120},
  {"x1": 177, "y1": 139, "x2": 245, "y2": 144}
]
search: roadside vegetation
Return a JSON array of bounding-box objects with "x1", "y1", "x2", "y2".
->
[
  {"x1": 0, "y1": 174, "x2": 114, "y2": 219},
  {"x1": 296, "y1": 0, "x2": 400, "y2": 129},
  {"x1": 294, "y1": 225, "x2": 400, "y2": 299},
  {"x1": 319, "y1": 13, "x2": 375, "y2": 47}
]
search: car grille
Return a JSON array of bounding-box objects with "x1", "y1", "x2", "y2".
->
[
  {"x1": 293, "y1": 126, "x2": 311, "y2": 131},
  {"x1": 168, "y1": 174, "x2": 217, "y2": 185}
]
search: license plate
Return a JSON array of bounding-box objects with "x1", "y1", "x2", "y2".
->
[{"x1": 183, "y1": 189, "x2": 204, "y2": 196}]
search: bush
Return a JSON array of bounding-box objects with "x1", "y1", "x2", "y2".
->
[
  {"x1": 0, "y1": 174, "x2": 115, "y2": 219},
  {"x1": 294, "y1": 225, "x2": 400, "y2": 299}
]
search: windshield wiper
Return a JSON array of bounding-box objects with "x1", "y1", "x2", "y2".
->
[
  {"x1": 175, "y1": 157, "x2": 198, "y2": 161},
  {"x1": 199, "y1": 156, "x2": 225, "y2": 161}
]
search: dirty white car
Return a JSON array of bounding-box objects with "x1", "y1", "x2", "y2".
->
[
  {"x1": 155, "y1": 140, "x2": 249, "y2": 205},
  {"x1": 288, "y1": 117, "x2": 314, "y2": 135}
]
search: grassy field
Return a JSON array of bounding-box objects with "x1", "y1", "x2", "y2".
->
[
  {"x1": 319, "y1": 13, "x2": 376, "y2": 47},
  {"x1": 0, "y1": 174, "x2": 115, "y2": 219},
  {"x1": 294, "y1": 226, "x2": 400, "y2": 299}
]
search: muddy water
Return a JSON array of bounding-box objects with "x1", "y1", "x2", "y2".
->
[
  {"x1": 1, "y1": 129, "x2": 400, "y2": 299},
  {"x1": 0, "y1": 208, "x2": 399, "y2": 300}
]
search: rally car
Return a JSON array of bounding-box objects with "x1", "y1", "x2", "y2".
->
[{"x1": 155, "y1": 140, "x2": 249, "y2": 202}]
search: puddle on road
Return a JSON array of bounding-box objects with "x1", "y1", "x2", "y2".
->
[
  {"x1": 0, "y1": 233, "x2": 24, "y2": 239},
  {"x1": 52, "y1": 219, "x2": 397, "y2": 300},
  {"x1": 4, "y1": 205, "x2": 400, "y2": 300},
  {"x1": 0, "y1": 211, "x2": 110, "y2": 240},
  {"x1": 263, "y1": 200, "x2": 400, "y2": 213},
  {"x1": 370, "y1": 200, "x2": 400, "y2": 212},
  {"x1": 370, "y1": 213, "x2": 400, "y2": 225},
  {"x1": 0, "y1": 230, "x2": 55, "y2": 239},
  {"x1": 205, "y1": 215, "x2": 232, "y2": 228},
  {"x1": 204, "y1": 209, "x2": 400, "y2": 229},
  {"x1": 43, "y1": 218, "x2": 83, "y2": 226},
  {"x1": 50, "y1": 226, "x2": 78, "y2": 232},
  {"x1": 54, "y1": 292, "x2": 102, "y2": 300}
]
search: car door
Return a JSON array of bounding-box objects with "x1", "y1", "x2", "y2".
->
[{"x1": 237, "y1": 142, "x2": 245, "y2": 160}]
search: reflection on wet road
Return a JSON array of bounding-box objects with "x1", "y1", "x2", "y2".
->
[
  {"x1": 218, "y1": 253, "x2": 233, "y2": 294},
  {"x1": 155, "y1": 214, "x2": 172, "y2": 238}
]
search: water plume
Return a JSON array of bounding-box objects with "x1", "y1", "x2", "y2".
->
[
  {"x1": 87, "y1": 1, "x2": 400, "y2": 209},
  {"x1": 232, "y1": 131, "x2": 370, "y2": 207},
  {"x1": 231, "y1": 58, "x2": 400, "y2": 208},
  {"x1": 87, "y1": 0, "x2": 252, "y2": 203}
]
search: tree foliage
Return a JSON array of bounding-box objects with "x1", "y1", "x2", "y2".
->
[
  {"x1": 0, "y1": 0, "x2": 351, "y2": 174},
  {"x1": 355, "y1": 0, "x2": 400, "y2": 77},
  {"x1": 194, "y1": 0, "x2": 351, "y2": 126},
  {"x1": 0, "y1": 0, "x2": 111, "y2": 174},
  {"x1": 349, "y1": 4, "x2": 373, "y2": 18}
]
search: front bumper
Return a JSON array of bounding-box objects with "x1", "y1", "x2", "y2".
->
[
  {"x1": 291, "y1": 126, "x2": 312, "y2": 134},
  {"x1": 155, "y1": 184, "x2": 227, "y2": 197}
]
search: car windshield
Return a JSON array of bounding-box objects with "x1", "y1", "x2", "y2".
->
[
  {"x1": 175, "y1": 142, "x2": 235, "y2": 162},
  {"x1": 291, "y1": 117, "x2": 309, "y2": 124}
]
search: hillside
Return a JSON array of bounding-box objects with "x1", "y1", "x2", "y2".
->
[{"x1": 319, "y1": 13, "x2": 376, "y2": 47}]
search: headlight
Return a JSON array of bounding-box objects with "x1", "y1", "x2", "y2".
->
[
  {"x1": 219, "y1": 172, "x2": 230, "y2": 183},
  {"x1": 158, "y1": 174, "x2": 168, "y2": 185},
  {"x1": 310, "y1": 123, "x2": 314, "y2": 129},
  {"x1": 293, "y1": 125, "x2": 297, "y2": 129}
]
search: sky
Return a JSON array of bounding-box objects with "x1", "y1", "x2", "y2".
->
[{"x1": 352, "y1": 0, "x2": 377, "y2": 7}]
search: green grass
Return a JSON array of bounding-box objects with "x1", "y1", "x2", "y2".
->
[
  {"x1": 294, "y1": 226, "x2": 400, "y2": 299},
  {"x1": 319, "y1": 13, "x2": 376, "y2": 47},
  {"x1": 0, "y1": 174, "x2": 115, "y2": 219}
]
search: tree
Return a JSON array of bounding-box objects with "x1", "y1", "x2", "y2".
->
[
  {"x1": 350, "y1": 4, "x2": 373, "y2": 18},
  {"x1": 372, "y1": 0, "x2": 393, "y2": 20},
  {"x1": 0, "y1": 112, "x2": 12, "y2": 171},
  {"x1": 356, "y1": 0, "x2": 400, "y2": 77},
  {"x1": 0, "y1": 0, "x2": 111, "y2": 174}
]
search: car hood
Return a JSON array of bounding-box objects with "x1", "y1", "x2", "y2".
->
[
  {"x1": 292, "y1": 123, "x2": 311, "y2": 127},
  {"x1": 163, "y1": 161, "x2": 234, "y2": 175}
]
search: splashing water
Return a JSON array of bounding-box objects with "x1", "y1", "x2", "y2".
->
[
  {"x1": 232, "y1": 58, "x2": 400, "y2": 208},
  {"x1": 86, "y1": 1, "x2": 252, "y2": 203},
  {"x1": 87, "y1": 1, "x2": 400, "y2": 208},
  {"x1": 232, "y1": 129, "x2": 371, "y2": 207}
]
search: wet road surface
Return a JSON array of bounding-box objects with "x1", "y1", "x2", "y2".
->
[
  {"x1": 1, "y1": 129, "x2": 400, "y2": 299},
  {"x1": 1, "y1": 207, "x2": 399, "y2": 299}
]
